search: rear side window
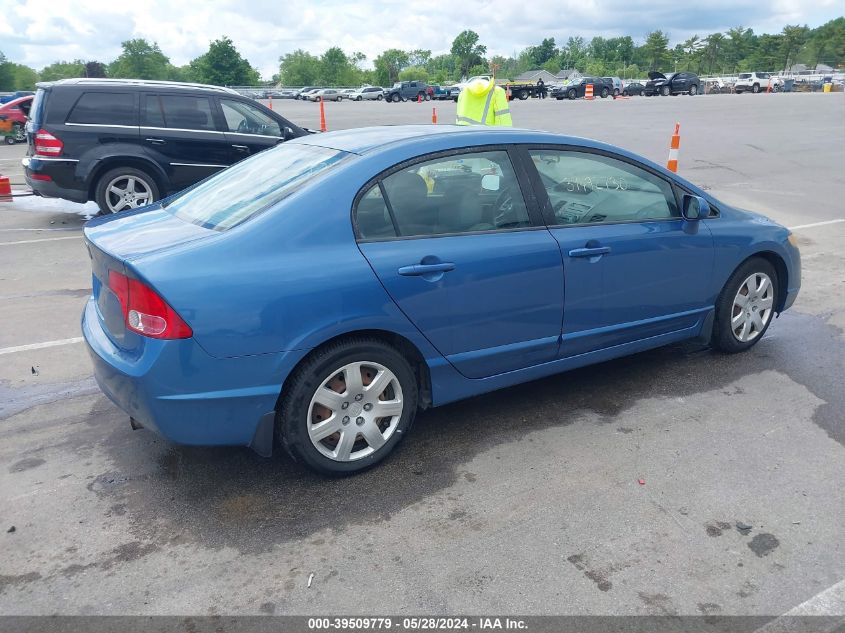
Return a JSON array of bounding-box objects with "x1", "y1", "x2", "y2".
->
[
  {"x1": 164, "y1": 143, "x2": 348, "y2": 230},
  {"x1": 67, "y1": 92, "x2": 136, "y2": 126},
  {"x1": 159, "y1": 95, "x2": 215, "y2": 131}
]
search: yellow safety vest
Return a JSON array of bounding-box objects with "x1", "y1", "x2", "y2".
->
[{"x1": 456, "y1": 85, "x2": 512, "y2": 127}]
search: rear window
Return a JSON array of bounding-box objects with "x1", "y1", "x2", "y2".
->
[
  {"x1": 163, "y1": 143, "x2": 348, "y2": 230},
  {"x1": 67, "y1": 92, "x2": 136, "y2": 126}
]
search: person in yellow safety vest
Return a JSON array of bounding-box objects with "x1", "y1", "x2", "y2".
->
[{"x1": 456, "y1": 77, "x2": 512, "y2": 127}]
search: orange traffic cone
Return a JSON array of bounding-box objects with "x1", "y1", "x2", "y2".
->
[
  {"x1": 0, "y1": 174, "x2": 11, "y2": 202},
  {"x1": 417, "y1": 93, "x2": 422, "y2": 103},
  {"x1": 585, "y1": 83, "x2": 594, "y2": 100},
  {"x1": 666, "y1": 123, "x2": 681, "y2": 172},
  {"x1": 319, "y1": 97, "x2": 327, "y2": 132},
  {"x1": 268, "y1": 94, "x2": 273, "y2": 110},
  {"x1": 431, "y1": 107, "x2": 437, "y2": 124}
]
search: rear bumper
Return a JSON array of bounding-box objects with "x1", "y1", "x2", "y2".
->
[
  {"x1": 82, "y1": 297, "x2": 305, "y2": 448},
  {"x1": 23, "y1": 156, "x2": 88, "y2": 202}
]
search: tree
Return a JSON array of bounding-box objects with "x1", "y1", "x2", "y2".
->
[
  {"x1": 702, "y1": 32, "x2": 725, "y2": 73},
  {"x1": 374, "y1": 48, "x2": 409, "y2": 85},
  {"x1": 408, "y1": 49, "x2": 431, "y2": 67},
  {"x1": 641, "y1": 30, "x2": 671, "y2": 70},
  {"x1": 188, "y1": 37, "x2": 260, "y2": 86},
  {"x1": 0, "y1": 56, "x2": 13, "y2": 92},
  {"x1": 399, "y1": 66, "x2": 429, "y2": 82},
  {"x1": 39, "y1": 60, "x2": 86, "y2": 82},
  {"x1": 320, "y1": 47, "x2": 357, "y2": 86},
  {"x1": 681, "y1": 35, "x2": 704, "y2": 70},
  {"x1": 450, "y1": 30, "x2": 487, "y2": 77},
  {"x1": 84, "y1": 61, "x2": 107, "y2": 78},
  {"x1": 279, "y1": 49, "x2": 321, "y2": 86},
  {"x1": 109, "y1": 39, "x2": 174, "y2": 80},
  {"x1": 10, "y1": 63, "x2": 38, "y2": 90},
  {"x1": 780, "y1": 25, "x2": 810, "y2": 70},
  {"x1": 527, "y1": 38, "x2": 557, "y2": 67}
]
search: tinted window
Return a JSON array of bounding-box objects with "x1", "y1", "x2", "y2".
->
[
  {"x1": 141, "y1": 95, "x2": 165, "y2": 127},
  {"x1": 361, "y1": 150, "x2": 531, "y2": 239},
  {"x1": 220, "y1": 99, "x2": 281, "y2": 136},
  {"x1": 159, "y1": 95, "x2": 215, "y2": 131},
  {"x1": 164, "y1": 143, "x2": 347, "y2": 230},
  {"x1": 529, "y1": 150, "x2": 678, "y2": 225},
  {"x1": 67, "y1": 92, "x2": 136, "y2": 125}
]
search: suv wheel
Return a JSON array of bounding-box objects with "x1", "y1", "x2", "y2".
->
[
  {"x1": 689, "y1": 84, "x2": 698, "y2": 96},
  {"x1": 600, "y1": 87, "x2": 609, "y2": 98},
  {"x1": 95, "y1": 167, "x2": 159, "y2": 214},
  {"x1": 278, "y1": 338, "x2": 418, "y2": 475},
  {"x1": 613, "y1": 88, "x2": 620, "y2": 96},
  {"x1": 567, "y1": 88, "x2": 577, "y2": 100},
  {"x1": 391, "y1": 93, "x2": 400, "y2": 103},
  {"x1": 752, "y1": 83, "x2": 760, "y2": 93},
  {"x1": 661, "y1": 85, "x2": 670, "y2": 96}
]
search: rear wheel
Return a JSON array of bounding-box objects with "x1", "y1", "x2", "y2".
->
[
  {"x1": 567, "y1": 88, "x2": 576, "y2": 100},
  {"x1": 689, "y1": 84, "x2": 698, "y2": 96},
  {"x1": 12, "y1": 123, "x2": 25, "y2": 143},
  {"x1": 278, "y1": 339, "x2": 418, "y2": 475},
  {"x1": 518, "y1": 89, "x2": 529, "y2": 100},
  {"x1": 377, "y1": 93, "x2": 384, "y2": 100},
  {"x1": 613, "y1": 88, "x2": 620, "y2": 96},
  {"x1": 712, "y1": 258, "x2": 778, "y2": 353},
  {"x1": 94, "y1": 167, "x2": 160, "y2": 214}
]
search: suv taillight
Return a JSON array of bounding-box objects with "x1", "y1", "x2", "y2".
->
[
  {"x1": 108, "y1": 271, "x2": 192, "y2": 339},
  {"x1": 34, "y1": 129, "x2": 63, "y2": 156}
]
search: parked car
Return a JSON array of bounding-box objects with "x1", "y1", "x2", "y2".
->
[
  {"x1": 81, "y1": 125, "x2": 800, "y2": 474},
  {"x1": 277, "y1": 89, "x2": 300, "y2": 99},
  {"x1": 309, "y1": 89, "x2": 342, "y2": 102},
  {"x1": 23, "y1": 78, "x2": 307, "y2": 213},
  {"x1": 645, "y1": 71, "x2": 701, "y2": 96},
  {"x1": 552, "y1": 77, "x2": 613, "y2": 99},
  {"x1": 349, "y1": 86, "x2": 385, "y2": 101},
  {"x1": 735, "y1": 72, "x2": 782, "y2": 94},
  {"x1": 385, "y1": 81, "x2": 430, "y2": 103},
  {"x1": 602, "y1": 76, "x2": 624, "y2": 96},
  {"x1": 621, "y1": 81, "x2": 645, "y2": 96},
  {"x1": 338, "y1": 89, "x2": 357, "y2": 100},
  {"x1": 428, "y1": 85, "x2": 455, "y2": 101},
  {"x1": 0, "y1": 94, "x2": 33, "y2": 144},
  {"x1": 0, "y1": 90, "x2": 34, "y2": 104},
  {"x1": 296, "y1": 87, "x2": 319, "y2": 100}
]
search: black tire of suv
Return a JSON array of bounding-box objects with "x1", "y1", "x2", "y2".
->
[
  {"x1": 391, "y1": 93, "x2": 400, "y2": 103},
  {"x1": 689, "y1": 84, "x2": 698, "y2": 96},
  {"x1": 94, "y1": 166, "x2": 160, "y2": 215},
  {"x1": 601, "y1": 88, "x2": 609, "y2": 98},
  {"x1": 613, "y1": 88, "x2": 620, "y2": 96},
  {"x1": 277, "y1": 338, "x2": 419, "y2": 475},
  {"x1": 568, "y1": 88, "x2": 576, "y2": 100},
  {"x1": 661, "y1": 85, "x2": 670, "y2": 96},
  {"x1": 752, "y1": 83, "x2": 760, "y2": 93},
  {"x1": 711, "y1": 257, "x2": 779, "y2": 354}
]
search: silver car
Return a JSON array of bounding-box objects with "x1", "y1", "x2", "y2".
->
[
  {"x1": 350, "y1": 86, "x2": 385, "y2": 101},
  {"x1": 309, "y1": 89, "x2": 342, "y2": 102}
]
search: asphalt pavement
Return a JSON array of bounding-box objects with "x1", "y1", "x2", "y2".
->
[{"x1": 0, "y1": 93, "x2": 843, "y2": 618}]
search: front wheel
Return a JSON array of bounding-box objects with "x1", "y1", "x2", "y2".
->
[
  {"x1": 689, "y1": 84, "x2": 698, "y2": 96},
  {"x1": 712, "y1": 258, "x2": 778, "y2": 353},
  {"x1": 600, "y1": 88, "x2": 609, "y2": 98},
  {"x1": 391, "y1": 93, "x2": 400, "y2": 103},
  {"x1": 661, "y1": 85, "x2": 670, "y2": 96},
  {"x1": 568, "y1": 88, "x2": 576, "y2": 100},
  {"x1": 278, "y1": 339, "x2": 418, "y2": 475},
  {"x1": 94, "y1": 167, "x2": 160, "y2": 214},
  {"x1": 752, "y1": 83, "x2": 760, "y2": 93}
]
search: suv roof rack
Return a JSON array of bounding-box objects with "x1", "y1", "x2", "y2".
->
[{"x1": 36, "y1": 78, "x2": 240, "y2": 95}]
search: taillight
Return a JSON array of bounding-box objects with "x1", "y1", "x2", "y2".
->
[
  {"x1": 35, "y1": 129, "x2": 63, "y2": 156},
  {"x1": 108, "y1": 271, "x2": 192, "y2": 339}
]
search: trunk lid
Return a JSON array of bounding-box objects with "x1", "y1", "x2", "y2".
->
[{"x1": 84, "y1": 206, "x2": 215, "y2": 349}]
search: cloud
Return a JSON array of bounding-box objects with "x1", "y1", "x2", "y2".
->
[{"x1": 0, "y1": 0, "x2": 841, "y2": 77}]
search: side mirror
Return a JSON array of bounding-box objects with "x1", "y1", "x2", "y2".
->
[
  {"x1": 682, "y1": 194, "x2": 710, "y2": 221},
  {"x1": 481, "y1": 174, "x2": 500, "y2": 191},
  {"x1": 282, "y1": 126, "x2": 294, "y2": 140}
]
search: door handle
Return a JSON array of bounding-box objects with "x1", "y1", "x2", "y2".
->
[
  {"x1": 145, "y1": 138, "x2": 166, "y2": 145},
  {"x1": 398, "y1": 262, "x2": 455, "y2": 276},
  {"x1": 568, "y1": 246, "x2": 611, "y2": 258},
  {"x1": 231, "y1": 144, "x2": 249, "y2": 152}
]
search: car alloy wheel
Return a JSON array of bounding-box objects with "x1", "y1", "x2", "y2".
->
[
  {"x1": 104, "y1": 174, "x2": 154, "y2": 212},
  {"x1": 689, "y1": 84, "x2": 698, "y2": 96},
  {"x1": 307, "y1": 361, "x2": 404, "y2": 462},
  {"x1": 752, "y1": 83, "x2": 760, "y2": 93},
  {"x1": 568, "y1": 89, "x2": 576, "y2": 100},
  {"x1": 13, "y1": 123, "x2": 25, "y2": 142},
  {"x1": 730, "y1": 273, "x2": 774, "y2": 343},
  {"x1": 661, "y1": 86, "x2": 670, "y2": 96}
]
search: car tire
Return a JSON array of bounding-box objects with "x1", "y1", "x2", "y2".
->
[
  {"x1": 712, "y1": 257, "x2": 779, "y2": 354},
  {"x1": 613, "y1": 88, "x2": 620, "y2": 96},
  {"x1": 600, "y1": 88, "x2": 609, "y2": 98},
  {"x1": 391, "y1": 93, "x2": 400, "y2": 103},
  {"x1": 567, "y1": 88, "x2": 576, "y2": 100},
  {"x1": 689, "y1": 84, "x2": 698, "y2": 96},
  {"x1": 12, "y1": 122, "x2": 25, "y2": 142},
  {"x1": 661, "y1": 85, "x2": 670, "y2": 96},
  {"x1": 377, "y1": 94, "x2": 384, "y2": 100},
  {"x1": 518, "y1": 89, "x2": 529, "y2": 100},
  {"x1": 94, "y1": 166, "x2": 160, "y2": 215},
  {"x1": 752, "y1": 83, "x2": 760, "y2": 93},
  {"x1": 278, "y1": 338, "x2": 419, "y2": 475}
]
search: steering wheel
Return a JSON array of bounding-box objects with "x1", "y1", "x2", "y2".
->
[
  {"x1": 493, "y1": 188, "x2": 524, "y2": 228},
  {"x1": 236, "y1": 119, "x2": 251, "y2": 134}
]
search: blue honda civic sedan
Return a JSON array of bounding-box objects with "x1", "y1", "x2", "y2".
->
[{"x1": 82, "y1": 125, "x2": 800, "y2": 474}]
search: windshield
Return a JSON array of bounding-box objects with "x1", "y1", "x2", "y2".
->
[{"x1": 163, "y1": 143, "x2": 348, "y2": 230}]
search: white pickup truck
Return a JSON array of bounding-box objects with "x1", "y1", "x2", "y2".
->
[{"x1": 735, "y1": 72, "x2": 783, "y2": 93}]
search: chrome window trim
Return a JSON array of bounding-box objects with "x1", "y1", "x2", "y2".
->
[
  {"x1": 169, "y1": 162, "x2": 228, "y2": 168},
  {"x1": 140, "y1": 125, "x2": 223, "y2": 135},
  {"x1": 64, "y1": 123, "x2": 139, "y2": 129}
]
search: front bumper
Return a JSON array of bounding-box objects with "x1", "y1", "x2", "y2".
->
[{"x1": 82, "y1": 297, "x2": 305, "y2": 448}]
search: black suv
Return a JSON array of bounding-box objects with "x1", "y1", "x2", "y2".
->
[
  {"x1": 384, "y1": 81, "x2": 430, "y2": 103},
  {"x1": 24, "y1": 79, "x2": 307, "y2": 213},
  {"x1": 552, "y1": 77, "x2": 613, "y2": 100},
  {"x1": 644, "y1": 71, "x2": 701, "y2": 96}
]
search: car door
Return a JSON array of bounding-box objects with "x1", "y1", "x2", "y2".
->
[
  {"x1": 140, "y1": 93, "x2": 230, "y2": 192},
  {"x1": 218, "y1": 97, "x2": 288, "y2": 162},
  {"x1": 521, "y1": 147, "x2": 714, "y2": 357},
  {"x1": 355, "y1": 148, "x2": 564, "y2": 379}
]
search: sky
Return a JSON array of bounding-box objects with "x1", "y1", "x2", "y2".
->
[{"x1": 1, "y1": 0, "x2": 843, "y2": 77}]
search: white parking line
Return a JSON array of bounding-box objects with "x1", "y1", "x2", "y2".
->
[
  {"x1": 753, "y1": 578, "x2": 845, "y2": 632},
  {"x1": 788, "y1": 219, "x2": 845, "y2": 231},
  {"x1": 0, "y1": 337, "x2": 84, "y2": 356},
  {"x1": 0, "y1": 235, "x2": 82, "y2": 246}
]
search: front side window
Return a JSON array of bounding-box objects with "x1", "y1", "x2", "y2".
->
[
  {"x1": 529, "y1": 150, "x2": 678, "y2": 225},
  {"x1": 67, "y1": 92, "x2": 136, "y2": 126},
  {"x1": 164, "y1": 143, "x2": 347, "y2": 230},
  {"x1": 357, "y1": 150, "x2": 531, "y2": 239},
  {"x1": 220, "y1": 99, "x2": 281, "y2": 136},
  {"x1": 159, "y1": 95, "x2": 215, "y2": 131}
]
